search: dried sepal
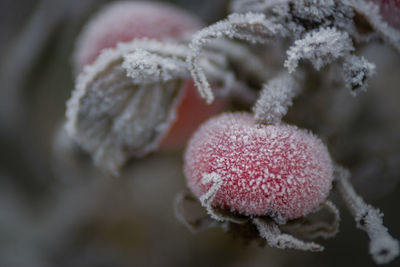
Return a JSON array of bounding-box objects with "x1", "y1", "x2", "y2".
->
[
  {"x1": 334, "y1": 164, "x2": 399, "y2": 264},
  {"x1": 197, "y1": 172, "x2": 247, "y2": 224},
  {"x1": 342, "y1": 54, "x2": 376, "y2": 96},
  {"x1": 187, "y1": 12, "x2": 286, "y2": 104},
  {"x1": 281, "y1": 200, "x2": 340, "y2": 240},
  {"x1": 173, "y1": 191, "x2": 221, "y2": 233},
  {"x1": 175, "y1": 190, "x2": 334, "y2": 252},
  {"x1": 66, "y1": 39, "x2": 189, "y2": 175},
  {"x1": 253, "y1": 72, "x2": 302, "y2": 125},
  {"x1": 122, "y1": 49, "x2": 189, "y2": 84},
  {"x1": 252, "y1": 217, "x2": 324, "y2": 251},
  {"x1": 284, "y1": 27, "x2": 354, "y2": 73}
]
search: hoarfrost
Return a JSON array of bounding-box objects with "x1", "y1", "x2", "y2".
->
[
  {"x1": 253, "y1": 72, "x2": 302, "y2": 124},
  {"x1": 65, "y1": 39, "x2": 190, "y2": 175},
  {"x1": 122, "y1": 49, "x2": 188, "y2": 83},
  {"x1": 335, "y1": 165, "x2": 399, "y2": 265},
  {"x1": 284, "y1": 27, "x2": 354, "y2": 73},
  {"x1": 253, "y1": 217, "x2": 324, "y2": 251},
  {"x1": 342, "y1": 55, "x2": 376, "y2": 96}
]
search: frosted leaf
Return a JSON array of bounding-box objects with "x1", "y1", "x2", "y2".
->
[
  {"x1": 253, "y1": 72, "x2": 302, "y2": 125},
  {"x1": 349, "y1": 0, "x2": 400, "y2": 52},
  {"x1": 65, "y1": 39, "x2": 190, "y2": 175},
  {"x1": 122, "y1": 49, "x2": 188, "y2": 84},
  {"x1": 187, "y1": 12, "x2": 286, "y2": 104},
  {"x1": 253, "y1": 218, "x2": 324, "y2": 251},
  {"x1": 342, "y1": 55, "x2": 376, "y2": 96},
  {"x1": 285, "y1": 27, "x2": 354, "y2": 73},
  {"x1": 335, "y1": 164, "x2": 399, "y2": 264}
]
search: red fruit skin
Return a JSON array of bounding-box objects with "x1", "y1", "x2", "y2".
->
[
  {"x1": 74, "y1": 1, "x2": 203, "y2": 71},
  {"x1": 372, "y1": 0, "x2": 400, "y2": 29},
  {"x1": 184, "y1": 113, "x2": 333, "y2": 220},
  {"x1": 74, "y1": 1, "x2": 226, "y2": 149},
  {"x1": 159, "y1": 81, "x2": 227, "y2": 149}
]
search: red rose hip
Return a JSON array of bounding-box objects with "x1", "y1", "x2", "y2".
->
[{"x1": 184, "y1": 113, "x2": 334, "y2": 220}]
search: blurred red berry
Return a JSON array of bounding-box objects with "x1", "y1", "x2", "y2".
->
[
  {"x1": 73, "y1": 1, "x2": 226, "y2": 150},
  {"x1": 74, "y1": 1, "x2": 202, "y2": 71},
  {"x1": 372, "y1": 0, "x2": 400, "y2": 29},
  {"x1": 184, "y1": 113, "x2": 334, "y2": 220}
]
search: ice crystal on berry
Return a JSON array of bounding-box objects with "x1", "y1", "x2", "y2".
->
[{"x1": 184, "y1": 113, "x2": 333, "y2": 220}]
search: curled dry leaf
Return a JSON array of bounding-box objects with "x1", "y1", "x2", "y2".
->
[
  {"x1": 65, "y1": 38, "x2": 241, "y2": 175},
  {"x1": 65, "y1": 39, "x2": 191, "y2": 175}
]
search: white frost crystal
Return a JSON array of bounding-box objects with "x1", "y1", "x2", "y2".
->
[
  {"x1": 335, "y1": 165, "x2": 399, "y2": 264},
  {"x1": 122, "y1": 49, "x2": 189, "y2": 84},
  {"x1": 253, "y1": 72, "x2": 302, "y2": 124},
  {"x1": 342, "y1": 55, "x2": 376, "y2": 96},
  {"x1": 285, "y1": 27, "x2": 354, "y2": 73}
]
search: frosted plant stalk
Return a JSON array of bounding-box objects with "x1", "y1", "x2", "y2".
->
[
  {"x1": 335, "y1": 165, "x2": 399, "y2": 264},
  {"x1": 253, "y1": 72, "x2": 302, "y2": 124},
  {"x1": 187, "y1": 12, "x2": 286, "y2": 104},
  {"x1": 253, "y1": 218, "x2": 324, "y2": 251}
]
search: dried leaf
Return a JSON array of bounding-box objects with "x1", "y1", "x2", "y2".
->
[{"x1": 66, "y1": 39, "x2": 189, "y2": 175}]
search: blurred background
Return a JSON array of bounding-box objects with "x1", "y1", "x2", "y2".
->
[{"x1": 0, "y1": 0, "x2": 399, "y2": 266}]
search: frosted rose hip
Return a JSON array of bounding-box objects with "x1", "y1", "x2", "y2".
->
[
  {"x1": 74, "y1": 1, "x2": 203, "y2": 71},
  {"x1": 184, "y1": 113, "x2": 334, "y2": 220}
]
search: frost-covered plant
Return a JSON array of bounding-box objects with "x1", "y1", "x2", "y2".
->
[{"x1": 62, "y1": 0, "x2": 400, "y2": 264}]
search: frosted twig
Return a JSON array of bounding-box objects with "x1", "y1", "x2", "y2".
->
[
  {"x1": 285, "y1": 27, "x2": 354, "y2": 73},
  {"x1": 342, "y1": 55, "x2": 376, "y2": 96},
  {"x1": 253, "y1": 218, "x2": 324, "y2": 251},
  {"x1": 188, "y1": 12, "x2": 286, "y2": 103},
  {"x1": 334, "y1": 165, "x2": 399, "y2": 264},
  {"x1": 349, "y1": 0, "x2": 400, "y2": 53},
  {"x1": 253, "y1": 72, "x2": 302, "y2": 125}
]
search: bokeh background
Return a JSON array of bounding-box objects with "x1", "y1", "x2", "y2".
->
[{"x1": 0, "y1": 0, "x2": 399, "y2": 266}]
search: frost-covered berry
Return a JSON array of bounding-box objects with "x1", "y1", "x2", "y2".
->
[
  {"x1": 74, "y1": 1, "x2": 202, "y2": 71},
  {"x1": 184, "y1": 113, "x2": 333, "y2": 220}
]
